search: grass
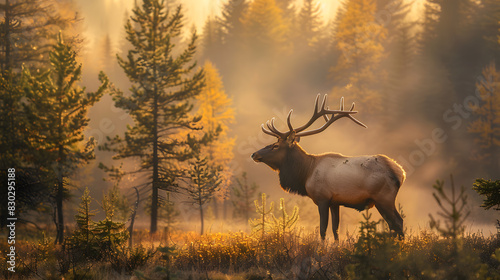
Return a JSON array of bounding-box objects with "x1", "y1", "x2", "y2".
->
[{"x1": 2, "y1": 220, "x2": 499, "y2": 280}]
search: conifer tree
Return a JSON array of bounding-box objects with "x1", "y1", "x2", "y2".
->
[
  {"x1": 183, "y1": 156, "x2": 221, "y2": 235},
  {"x1": 23, "y1": 33, "x2": 108, "y2": 243},
  {"x1": 250, "y1": 193, "x2": 275, "y2": 239},
  {"x1": 468, "y1": 62, "x2": 500, "y2": 175},
  {"x1": 74, "y1": 187, "x2": 97, "y2": 244},
  {"x1": 71, "y1": 187, "x2": 98, "y2": 259},
  {"x1": 295, "y1": 0, "x2": 323, "y2": 50},
  {"x1": 473, "y1": 179, "x2": 500, "y2": 211},
  {"x1": 0, "y1": 71, "x2": 26, "y2": 168},
  {"x1": 0, "y1": 0, "x2": 81, "y2": 72},
  {"x1": 94, "y1": 186, "x2": 129, "y2": 260},
  {"x1": 202, "y1": 18, "x2": 224, "y2": 62},
  {"x1": 232, "y1": 172, "x2": 259, "y2": 222},
  {"x1": 272, "y1": 198, "x2": 299, "y2": 237},
  {"x1": 100, "y1": 1, "x2": 204, "y2": 233},
  {"x1": 219, "y1": 0, "x2": 249, "y2": 46},
  {"x1": 330, "y1": 0, "x2": 387, "y2": 115},
  {"x1": 241, "y1": 0, "x2": 289, "y2": 56}
]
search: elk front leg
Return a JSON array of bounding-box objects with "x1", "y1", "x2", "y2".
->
[
  {"x1": 330, "y1": 204, "x2": 340, "y2": 241},
  {"x1": 318, "y1": 201, "x2": 330, "y2": 240}
]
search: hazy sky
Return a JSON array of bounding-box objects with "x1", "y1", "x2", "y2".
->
[
  {"x1": 75, "y1": 0, "x2": 342, "y2": 51},
  {"x1": 74, "y1": 0, "x2": 423, "y2": 57}
]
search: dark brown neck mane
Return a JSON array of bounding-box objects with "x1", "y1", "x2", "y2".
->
[{"x1": 278, "y1": 144, "x2": 314, "y2": 196}]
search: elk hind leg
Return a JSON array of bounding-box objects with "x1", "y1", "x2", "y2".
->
[
  {"x1": 375, "y1": 202, "x2": 404, "y2": 239},
  {"x1": 330, "y1": 204, "x2": 340, "y2": 241},
  {"x1": 318, "y1": 201, "x2": 330, "y2": 240}
]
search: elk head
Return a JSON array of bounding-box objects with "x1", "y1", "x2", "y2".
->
[{"x1": 251, "y1": 94, "x2": 367, "y2": 169}]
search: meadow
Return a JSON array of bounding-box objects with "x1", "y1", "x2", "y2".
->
[{"x1": 2, "y1": 204, "x2": 499, "y2": 280}]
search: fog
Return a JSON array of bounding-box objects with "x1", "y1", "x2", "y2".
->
[{"x1": 74, "y1": 0, "x2": 499, "y2": 237}]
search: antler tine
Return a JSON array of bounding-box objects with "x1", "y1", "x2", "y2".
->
[
  {"x1": 295, "y1": 96, "x2": 367, "y2": 137},
  {"x1": 261, "y1": 124, "x2": 278, "y2": 137},
  {"x1": 260, "y1": 95, "x2": 366, "y2": 140},
  {"x1": 321, "y1": 94, "x2": 328, "y2": 112},
  {"x1": 313, "y1": 94, "x2": 321, "y2": 113},
  {"x1": 269, "y1": 118, "x2": 290, "y2": 138},
  {"x1": 347, "y1": 115, "x2": 367, "y2": 128},
  {"x1": 286, "y1": 110, "x2": 294, "y2": 131}
]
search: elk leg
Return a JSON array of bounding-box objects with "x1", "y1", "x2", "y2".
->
[
  {"x1": 375, "y1": 203, "x2": 404, "y2": 239},
  {"x1": 330, "y1": 204, "x2": 340, "y2": 241},
  {"x1": 318, "y1": 201, "x2": 330, "y2": 240}
]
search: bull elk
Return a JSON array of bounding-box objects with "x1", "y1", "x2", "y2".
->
[{"x1": 251, "y1": 94, "x2": 406, "y2": 240}]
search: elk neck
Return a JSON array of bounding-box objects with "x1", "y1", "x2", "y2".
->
[{"x1": 278, "y1": 144, "x2": 315, "y2": 196}]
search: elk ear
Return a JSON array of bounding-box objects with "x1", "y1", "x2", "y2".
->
[{"x1": 286, "y1": 131, "x2": 297, "y2": 146}]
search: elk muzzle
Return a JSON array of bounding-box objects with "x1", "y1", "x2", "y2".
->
[{"x1": 251, "y1": 152, "x2": 262, "y2": 162}]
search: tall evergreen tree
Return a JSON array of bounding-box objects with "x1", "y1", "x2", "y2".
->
[
  {"x1": 219, "y1": 0, "x2": 249, "y2": 47},
  {"x1": 100, "y1": 1, "x2": 204, "y2": 234},
  {"x1": 295, "y1": 0, "x2": 323, "y2": 51},
  {"x1": 201, "y1": 17, "x2": 224, "y2": 63},
  {"x1": 330, "y1": 0, "x2": 387, "y2": 115},
  {"x1": 468, "y1": 62, "x2": 500, "y2": 175},
  {"x1": 241, "y1": 0, "x2": 290, "y2": 56},
  {"x1": 23, "y1": 33, "x2": 108, "y2": 243},
  {"x1": 231, "y1": 172, "x2": 258, "y2": 222},
  {"x1": 0, "y1": 0, "x2": 81, "y2": 72},
  {"x1": 183, "y1": 155, "x2": 221, "y2": 235}
]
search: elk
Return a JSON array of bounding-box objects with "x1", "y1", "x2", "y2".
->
[{"x1": 251, "y1": 94, "x2": 406, "y2": 240}]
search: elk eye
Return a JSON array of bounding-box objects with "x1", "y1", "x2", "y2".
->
[{"x1": 272, "y1": 144, "x2": 279, "y2": 150}]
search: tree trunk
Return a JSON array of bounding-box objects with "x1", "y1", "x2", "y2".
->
[
  {"x1": 150, "y1": 17, "x2": 159, "y2": 234},
  {"x1": 55, "y1": 141, "x2": 64, "y2": 244},
  {"x1": 200, "y1": 204, "x2": 204, "y2": 235},
  {"x1": 55, "y1": 169, "x2": 64, "y2": 244},
  {"x1": 2, "y1": 0, "x2": 11, "y2": 71}
]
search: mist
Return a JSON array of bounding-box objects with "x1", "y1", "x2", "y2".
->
[{"x1": 73, "y1": 0, "x2": 499, "y2": 237}]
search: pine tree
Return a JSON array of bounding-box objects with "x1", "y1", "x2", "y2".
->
[
  {"x1": 429, "y1": 176, "x2": 470, "y2": 243},
  {"x1": 71, "y1": 187, "x2": 98, "y2": 259},
  {"x1": 183, "y1": 156, "x2": 221, "y2": 235},
  {"x1": 241, "y1": 0, "x2": 289, "y2": 56},
  {"x1": 22, "y1": 33, "x2": 108, "y2": 243},
  {"x1": 330, "y1": 0, "x2": 387, "y2": 115},
  {"x1": 0, "y1": 71, "x2": 26, "y2": 168},
  {"x1": 219, "y1": 0, "x2": 249, "y2": 46},
  {"x1": 93, "y1": 187, "x2": 129, "y2": 261},
  {"x1": 272, "y1": 198, "x2": 299, "y2": 237},
  {"x1": 473, "y1": 179, "x2": 500, "y2": 211},
  {"x1": 74, "y1": 187, "x2": 97, "y2": 244},
  {"x1": 232, "y1": 172, "x2": 259, "y2": 222},
  {"x1": 201, "y1": 17, "x2": 224, "y2": 62},
  {"x1": 468, "y1": 62, "x2": 500, "y2": 175},
  {"x1": 295, "y1": 0, "x2": 323, "y2": 51},
  {"x1": 0, "y1": 73, "x2": 50, "y2": 228},
  {"x1": 99, "y1": 1, "x2": 205, "y2": 234},
  {"x1": 0, "y1": 0, "x2": 81, "y2": 72},
  {"x1": 249, "y1": 193, "x2": 274, "y2": 240}
]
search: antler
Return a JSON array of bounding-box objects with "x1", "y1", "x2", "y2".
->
[
  {"x1": 294, "y1": 95, "x2": 367, "y2": 137},
  {"x1": 261, "y1": 94, "x2": 366, "y2": 139},
  {"x1": 261, "y1": 118, "x2": 289, "y2": 138}
]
